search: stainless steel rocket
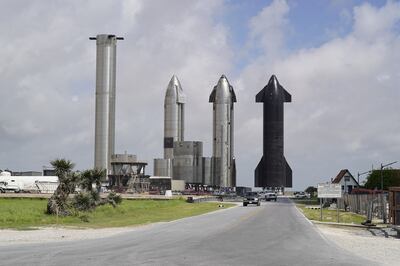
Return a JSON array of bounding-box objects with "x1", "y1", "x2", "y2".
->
[
  {"x1": 164, "y1": 75, "x2": 185, "y2": 159},
  {"x1": 209, "y1": 75, "x2": 237, "y2": 187},
  {"x1": 90, "y1": 34, "x2": 123, "y2": 174},
  {"x1": 255, "y1": 75, "x2": 292, "y2": 188}
]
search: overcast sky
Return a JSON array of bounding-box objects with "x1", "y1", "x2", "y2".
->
[{"x1": 0, "y1": 0, "x2": 399, "y2": 189}]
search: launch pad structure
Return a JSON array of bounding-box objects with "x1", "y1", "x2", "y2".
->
[{"x1": 109, "y1": 153, "x2": 149, "y2": 193}]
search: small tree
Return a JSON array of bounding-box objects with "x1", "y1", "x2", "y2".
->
[
  {"x1": 305, "y1": 186, "x2": 317, "y2": 197},
  {"x1": 47, "y1": 159, "x2": 78, "y2": 215},
  {"x1": 364, "y1": 169, "x2": 400, "y2": 190},
  {"x1": 73, "y1": 168, "x2": 106, "y2": 211},
  {"x1": 47, "y1": 159, "x2": 122, "y2": 216}
]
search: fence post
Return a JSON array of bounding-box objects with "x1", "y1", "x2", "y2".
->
[{"x1": 320, "y1": 198, "x2": 323, "y2": 221}]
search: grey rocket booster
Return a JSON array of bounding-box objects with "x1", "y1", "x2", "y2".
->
[
  {"x1": 209, "y1": 75, "x2": 236, "y2": 187},
  {"x1": 255, "y1": 75, "x2": 292, "y2": 187},
  {"x1": 164, "y1": 75, "x2": 185, "y2": 159},
  {"x1": 90, "y1": 34, "x2": 123, "y2": 174}
]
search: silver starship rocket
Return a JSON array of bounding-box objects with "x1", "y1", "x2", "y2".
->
[
  {"x1": 209, "y1": 75, "x2": 237, "y2": 187},
  {"x1": 164, "y1": 75, "x2": 185, "y2": 159}
]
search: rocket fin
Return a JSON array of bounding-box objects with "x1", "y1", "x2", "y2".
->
[
  {"x1": 284, "y1": 156, "x2": 292, "y2": 187},
  {"x1": 283, "y1": 88, "x2": 291, "y2": 102},
  {"x1": 255, "y1": 88, "x2": 265, "y2": 102},
  {"x1": 209, "y1": 87, "x2": 216, "y2": 102},
  {"x1": 254, "y1": 156, "x2": 264, "y2": 187}
]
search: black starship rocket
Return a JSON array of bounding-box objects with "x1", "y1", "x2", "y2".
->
[{"x1": 255, "y1": 75, "x2": 292, "y2": 188}]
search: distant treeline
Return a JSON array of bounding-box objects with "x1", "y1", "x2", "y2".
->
[{"x1": 364, "y1": 169, "x2": 400, "y2": 190}]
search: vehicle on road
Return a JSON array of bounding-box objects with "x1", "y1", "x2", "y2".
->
[
  {"x1": 243, "y1": 192, "x2": 260, "y2": 206},
  {"x1": 265, "y1": 192, "x2": 277, "y2": 201},
  {"x1": 294, "y1": 192, "x2": 310, "y2": 199}
]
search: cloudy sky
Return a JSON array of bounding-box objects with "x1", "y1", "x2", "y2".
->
[{"x1": 0, "y1": 0, "x2": 399, "y2": 189}]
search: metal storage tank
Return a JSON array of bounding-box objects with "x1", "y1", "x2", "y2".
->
[
  {"x1": 154, "y1": 158, "x2": 172, "y2": 177},
  {"x1": 90, "y1": 34, "x2": 123, "y2": 174},
  {"x1": 173, "y1": 141, "x2": 203, "y2": 184},
  {"x1": 202, "y1": 157, "x2": 212, "y2": 186}
]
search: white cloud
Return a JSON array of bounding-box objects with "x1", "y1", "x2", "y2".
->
[
  {"x1": 1, "y1": 0, "x2": 399, "y2": 190},
  {"x1": 247, "y1": 0, "x2": 289, "y2": 60},
  {"x1": 0, "y1": 0, "x2": 231, "y2": 174}
]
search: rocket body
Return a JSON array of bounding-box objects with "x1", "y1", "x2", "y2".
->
[
  {"x1": 209, "y1": 75, "x2": 236, "y2": 187},
  {"x1": 255, "y1": 75, "x2": 292, "y2": 187},
  {"x1": 164, "y1": 75, "x2": 185, "y2": 159},
  {"x1": 93, "y1": 34, "x2": 120, "y2": 173}
]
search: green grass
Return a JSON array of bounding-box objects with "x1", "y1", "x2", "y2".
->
[
  {"x1": 297, "y1": 204, "x2": 366, "y2": 224},
  {"x1": 0, "y1": 198, "x2": 233, "y2": 229},
  {"x1": 291, "y1": 198, "x2": 319, "y2": 205}
]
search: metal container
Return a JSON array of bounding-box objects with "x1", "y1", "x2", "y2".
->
[
  {"x1": 173, "y1": 141, "x2": 203, "y2": 184},
  {"x1": 209, "y1": 75, "x2": 236, "y2": 187},
  {"x1": 91, "y1": 34, "x2": 123, "y2": 174},
  {"x1": 202, "y1": 157, "x2": 212, "y2": 186},
  {"x1": 164, "y1": 75, "x2": 185, "y2": 159},
  {"x1": 154, "y1": 158, "x2": 172, "y2": 177}
]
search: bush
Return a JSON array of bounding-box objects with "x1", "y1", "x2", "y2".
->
[
  {"x1": 73, "y1": 192, "x2": 96, "y2": 211},
  {"x1": 107, "y1": 192, "x2": 122, "y2": 207}
]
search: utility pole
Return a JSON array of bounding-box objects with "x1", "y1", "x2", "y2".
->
[
  {"x1": 357, "y1": 170, "x2": 371, "y2": 187},
  {"x1": 380, "y1": 161, "x2": 397, "y2": 190}
]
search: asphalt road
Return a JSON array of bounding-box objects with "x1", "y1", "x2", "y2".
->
[{"x1": 0, "y1": 198, "x2": 373, "y2": 266}]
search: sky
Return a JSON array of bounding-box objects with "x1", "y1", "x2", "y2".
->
[{"x1": 0, "y1": 0, "x2": 399, "y2": 190}]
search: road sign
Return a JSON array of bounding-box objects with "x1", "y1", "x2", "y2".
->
[{"x1": 317, "y1": 183, "x2": 342, "y2": 198}]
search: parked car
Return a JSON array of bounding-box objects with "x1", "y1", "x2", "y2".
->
[
  {"x1": 265, "y1": 192, "x2": 277, "y2": 201},
  {"x1": 243, "y1": 192, "x2": 261, "y2": 206},
  {"x1": 295, "y1": 192, "x2": 310, "y2": 199}
]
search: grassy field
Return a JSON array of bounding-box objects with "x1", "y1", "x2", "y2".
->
[
  {"x1": 0, "y1": 198, "x2": 233, "y2": 229},
  {"x1": 297, "y1": 204, "x2": 366, "y2": 224},
  {"x1": 291, "y1": 198, "x2": 319, "y2": 205}
]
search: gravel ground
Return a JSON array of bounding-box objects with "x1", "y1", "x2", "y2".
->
[
  {"x1": 0, "y1": 225, "x2": 147, "y2": 246},
  {"x1": 316, "y1": 224, "x2": 400, "y2": 266}
]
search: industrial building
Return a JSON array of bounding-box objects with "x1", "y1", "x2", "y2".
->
[
  {"x1": 87, "y1": 35, "x2": 238, "y2": 192},
  {"x1": 154, "y1": 75, "x2": 236, "y2": 190},
  {"x1": 172, "y1": 141, "x2": 204, "y2": 184}
]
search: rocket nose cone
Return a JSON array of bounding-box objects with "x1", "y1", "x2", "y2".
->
[
  {"x1": 168, "y1": 75, "x2": 182, "y2": 90},
  {"x1": 211, "y1": 74, "x2": 236, "y2": 103},
  {"x1": 217, "y1": 74, "x2": 230, "y2": 88},
  {"x1": 165, "y1": 75, "x2": 185, "y2": 104},
  {"x1": 268, "y1": 75, "x2": 280, "y2": 89}
]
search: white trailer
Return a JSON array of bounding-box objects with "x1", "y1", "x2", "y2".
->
[{"x1": 0, "y1": 171, "x2": 58, "y2": 193}]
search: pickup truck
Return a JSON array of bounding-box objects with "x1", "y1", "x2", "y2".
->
[
  {"x1": 265, "y1": 192, "x2": 277, "y2": 201},
  {"x1": 243, "y1": 192, "x2": 261, "y2": 206}
]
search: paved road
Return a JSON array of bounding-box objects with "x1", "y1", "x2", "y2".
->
[{"x1": 0, "y1": 198, "x2": 373, "y2": 265}]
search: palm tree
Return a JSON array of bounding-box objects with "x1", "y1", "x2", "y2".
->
[
  {"x1": 80, "y1": 168, "x2": 105, "y2": 192},
  {"x1": 47, "y1": 159, "x2": 77, "y2": 215}
]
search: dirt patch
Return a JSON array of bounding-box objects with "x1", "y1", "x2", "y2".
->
[{"x1": 316, "y1": 224, "x2": 400, "y2": 266}]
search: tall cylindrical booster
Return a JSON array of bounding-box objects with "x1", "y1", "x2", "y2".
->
[
  {"x1": 209, "y1": 75, "x2": 237, "y2": 187},
  {"x1": 164, "y1": 75, "x2": 185, "y2": 159},
  {"x1": 91, "y1": 34, "x2": 123, "y2": 174}
]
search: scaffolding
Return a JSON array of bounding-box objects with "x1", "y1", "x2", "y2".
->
[{"x1": 109, "y1": 153, "x2": 149, "y2": 193}]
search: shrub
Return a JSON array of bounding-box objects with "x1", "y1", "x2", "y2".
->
[{"x1": 107, "y1": 192, "x2": 122, "y2": 207}]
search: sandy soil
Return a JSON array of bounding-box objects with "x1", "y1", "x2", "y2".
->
[
  {"x1": 0, "y1": 225, "x2": 147, "y2": 246},
  {"x1": 316, "y1": 224, "x2": 400, "y2": 266}
]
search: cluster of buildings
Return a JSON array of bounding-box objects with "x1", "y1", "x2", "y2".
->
[
  {"x1": 3, "y1": 33, "x2": 295, "y2": 194},
  {"x1": 91, "y1": 34, "x2": 236, "y2": 192},
  {"x1": 153, "y1": 75, "x2": 236, "y2": 190}
]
